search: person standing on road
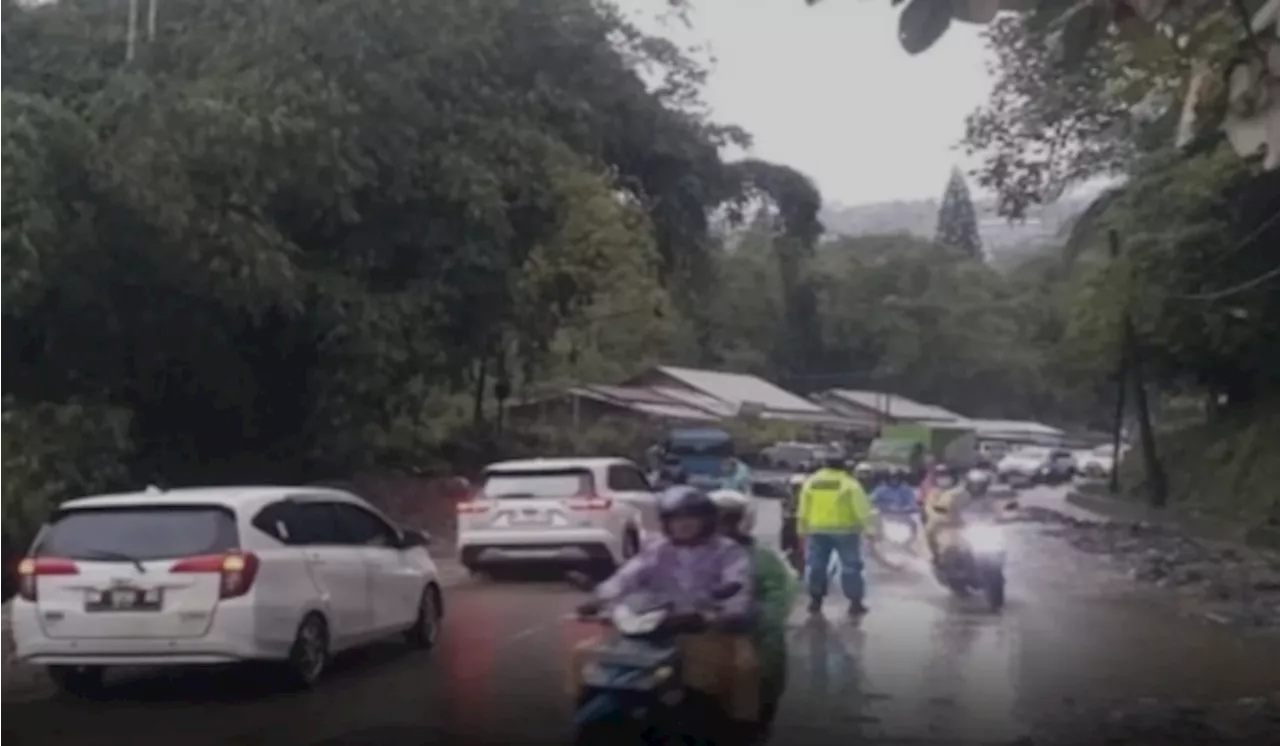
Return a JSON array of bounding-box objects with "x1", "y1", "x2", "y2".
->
[{"x1": 797, "y1": 455, "x2": 877, "y2": 617}]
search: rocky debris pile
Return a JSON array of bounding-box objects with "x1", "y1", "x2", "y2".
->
[
  {"x1": 1027, "y1": 694, "x2": 1280, "y2": 745},
  {"x1": 1019, "y1": 506, "x2": 1280, "y2": 629}
]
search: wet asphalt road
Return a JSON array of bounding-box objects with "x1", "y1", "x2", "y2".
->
[{"x1": 4, "y1": 487, "x2": 1279, "y2": 746}]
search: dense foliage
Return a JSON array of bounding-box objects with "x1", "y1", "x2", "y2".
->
[
  {"x1": 934, "y1": 169, "x2": 984, "y2": 259},
  {"x1": 6, "y1": 0, "x2": 1277, "y2": 550},
  {"x1": 954, "y1": 2, "x2": 1280, "y2": 517}
]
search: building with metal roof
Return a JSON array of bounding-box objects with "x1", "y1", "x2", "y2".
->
[
  {"x1": 810, "y1": 389, "x2": 965, "y2": 427},
  {"x1": 506, "y1": 366, "x2": 858, "y2": 430},
  {"x1": 623, "y1": 366, "x2": 853, "y2": 427}
]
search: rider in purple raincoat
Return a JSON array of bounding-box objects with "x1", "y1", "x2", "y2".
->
[{"x1": 576, "y1": 486, "x2": 761, "y2": 728}]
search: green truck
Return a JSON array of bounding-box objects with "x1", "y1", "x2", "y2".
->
[{"x1": 863, "y1": 423, "x2": 979, "y2": 482}]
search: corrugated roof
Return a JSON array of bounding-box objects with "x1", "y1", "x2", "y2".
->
[
  {"x1": 964, "y1": 418, "x2": 1064, "y2": 436},
  {"x1": 823, "y1": 389, "x2": 964, "y2": 422},
  {"x1": 568, "y1": 386, "x2": 717, "y2": 422},
  {"x1": 628, "y1": 402, "x2": 719, "y2": 421},
  {"x1": 649, "y1": 386, "x2": 738, "y2": 417},
  {"x1": 653, "y1": 366, "x2": 827, "y2": 414}
]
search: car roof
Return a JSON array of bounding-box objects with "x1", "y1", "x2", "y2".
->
[
  {"x1": 483, "y1": 457, "x2": 635, "y2": 473},
  {"x1": 58, "y1": 485, "x2": 359, "y2": 512}
]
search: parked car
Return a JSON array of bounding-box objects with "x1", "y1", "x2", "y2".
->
[
  {"x1": 457, "y1": 458, "x2": 653, "y2": 578},
  {"x1": 1076, "y1": 444, "x2": 1118, "y2": 479},
  {"x1": 996, "y1": 447, "x2": 1052, "y2": 487},
  {"x1": 1043, "y1": 448, "x2": 1078, "y2": 484},
  {"x1": 760, "y1": 442, "x2": 835, "y2": 471},
  {"x1": 12, "y1": 486, "x2": 444, "y2": 696},
  {"x1": 978, "y1": 440, "x2": 1010, "y2": 464}
]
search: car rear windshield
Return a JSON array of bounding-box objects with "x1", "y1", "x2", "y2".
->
[
  {"x1": 480, "y1": 470, "x2": 594, "y2": 500},
  {"x1": 34, "y1": 505, "x2": 240, "y2": 562}
]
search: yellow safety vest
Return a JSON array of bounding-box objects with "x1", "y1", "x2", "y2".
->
[{"x1": 797, "y1": 469, "x2": 875, "y2": 534}]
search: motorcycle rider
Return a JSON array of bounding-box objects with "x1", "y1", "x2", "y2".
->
[
  {"x1": 852, "y1": 462, "x2": 875, "y2": 491},
  {"x1": 870, "y1": 466, "x2": 918, "y2": 517},
  {"x1": 720, "y1": 455, "x2": 753, "y2": 494},
  {"x1": 796, "y1": 455, "x2": 877, "y2": 617},
  {"x1": 921, "y1": 463, "x2": 956, "y2": 514},
  {"x1": 923, "y1": 468, "x2": 1006, "y2": 564},
  {"x1": 780, "y1": 474, "x2": 808, "y2": 573},
  {"x1": 654, "y1": 454, "x2": 688, "y2": 489},
  {"x1": 708, "y1": 489, "x2": 796, "y2": 737},
  {"x1": 571, "y1": 486, "x2": 761, "y2": 730}
]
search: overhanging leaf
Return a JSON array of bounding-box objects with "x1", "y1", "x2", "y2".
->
[
  {"x1": 898, "y1": 0, "x2": 952, "y2": 55},
  {"x1": 952, "y1": 0, "x2": 1002, "y2": 25}
]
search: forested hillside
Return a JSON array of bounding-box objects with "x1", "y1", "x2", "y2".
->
[{"x1": 4, "y1": 0, "x2": 1279, "y2": 552}]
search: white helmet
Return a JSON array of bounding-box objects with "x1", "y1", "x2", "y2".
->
[
  {"x1": 963, "y1": 468, "x2": 993, "y2": 496},
  {"x1": 788, "y1": 474, "x2": 807, "y2": 489},
  {"x1": 708, "y1": 489, "x2": 756, "y2": 534}
]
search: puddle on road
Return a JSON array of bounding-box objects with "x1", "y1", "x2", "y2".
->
[{"x1": 775, "y1": 525, "x2": 1280, "y2": 744}]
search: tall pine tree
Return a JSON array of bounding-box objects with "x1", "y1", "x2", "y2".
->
[{"x1": 934, "y1": 168, "x2": 983, "y2": 259}]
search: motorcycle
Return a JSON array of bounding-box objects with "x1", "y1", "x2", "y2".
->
[
  {"x1": 930, "y1": 504, "x2": 1013, "y2": 611},
  {"x1": 568, "y1": 576, "x2": 744, "y2": 746},
  {"x1": 867, "y1": 512, "x2": 920, "y2": 570}
]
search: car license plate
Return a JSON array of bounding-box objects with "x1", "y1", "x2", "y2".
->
[
  {"x1": 86, "y1": 588, "x2": 162, "y2": 612},
  {"x1": 511, "y1": 510, "x2": 551, "y2": 526}
]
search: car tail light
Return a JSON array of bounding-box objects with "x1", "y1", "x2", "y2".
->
[
  {"x1": 566, "y1": 495, "x2": 612, "y2": 511},
  {"x1": 457, "y1": 500, "x2": 494, "y2": 514},
  {"x1": 16, "y1": 557, "x2": 78, "y2": 602},
  {"x1": 170, "y1": 552, "x2": 260, "y2": 599}
]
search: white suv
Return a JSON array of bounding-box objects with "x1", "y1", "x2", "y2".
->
[
  {"x1": 12, "y1": 486, "x2": 444, "y2": 695},
  {"x1": 457, "y1": 458, "x2": 657, "y2": 576}
]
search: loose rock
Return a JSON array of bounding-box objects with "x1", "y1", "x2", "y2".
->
[{"x1": 1020, "y1": 505, "x2": 1280, "y2": 630}]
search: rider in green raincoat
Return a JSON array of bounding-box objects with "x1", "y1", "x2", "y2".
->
[{"x1": 708, "y1": 489, "x2": 797, "y2": 733}]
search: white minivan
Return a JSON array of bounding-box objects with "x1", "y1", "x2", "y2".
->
[{"x1": 12, "y1": 486, "x2": 444, "y2": 695}]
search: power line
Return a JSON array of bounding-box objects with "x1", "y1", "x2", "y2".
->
[
  {"x1": 1171, "y1": 208, "x2": 1280, "y2": 301},
  {"x1": 1174, "y1": 262, "x2": 1280, "y2": 301}
]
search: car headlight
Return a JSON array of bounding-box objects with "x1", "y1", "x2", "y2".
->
[{"x1": 964, "y1": 524, "x2": 1005, "y2": 553}]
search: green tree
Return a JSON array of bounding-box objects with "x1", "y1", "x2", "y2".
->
[{"x1": 934, "y1": 168, "x2": 984, "y2": 259}]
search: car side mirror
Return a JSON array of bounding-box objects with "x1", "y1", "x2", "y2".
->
[
  {"x1": 399, "y1": 528, "x2": 431, "y2": 549},
  {"x1": 711, "y1": 582, "x2": 742, "y2": 600}
]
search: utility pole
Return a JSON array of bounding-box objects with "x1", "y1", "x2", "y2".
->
[
  {"x1": 1109, "y1": 230, "x2": 1169, "y2": 508},
  {"x1": 125, "y1": 0, "x2": 158, "y2": 64},
  {"x1": 1108, "y1": 235, "x2": 1128, "y2": 495},
  {"x1": 126, "y1": 0, "x2": 139, "y2": 62}
]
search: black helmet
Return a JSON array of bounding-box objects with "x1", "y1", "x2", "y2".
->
[
  {"x1": 657, "y1": 486, "x2": 717, "y2": 534},
  {"x1": 660, "y1": 462, "x2": 688, "y2": 485},
  {"x1": 822, "y1": 454, "x2": 847, "y2": 470}
]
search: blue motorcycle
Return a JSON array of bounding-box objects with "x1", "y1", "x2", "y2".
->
[{"x1": 569, "y1": 581, "x2": 742, "y2": 746}]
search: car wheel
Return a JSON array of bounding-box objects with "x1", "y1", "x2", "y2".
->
[
  {"x1": 405, "y1": 584, "x2": 442, "y2": 650},
  {"x1": 283, "y1": 612, "x2": 329, "y2": 689},
  {"x1": 47, "y1": 665, "x2": 106, "y2": 698}
]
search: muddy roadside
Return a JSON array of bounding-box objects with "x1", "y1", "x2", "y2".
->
[{"x1": 1017, "y1": 483, "x2": 1280, "y2": 631}]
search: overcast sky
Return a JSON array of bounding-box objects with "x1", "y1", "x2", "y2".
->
[{"x1": 618, "y1": 0, "x2": 995, "y2": 207}]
